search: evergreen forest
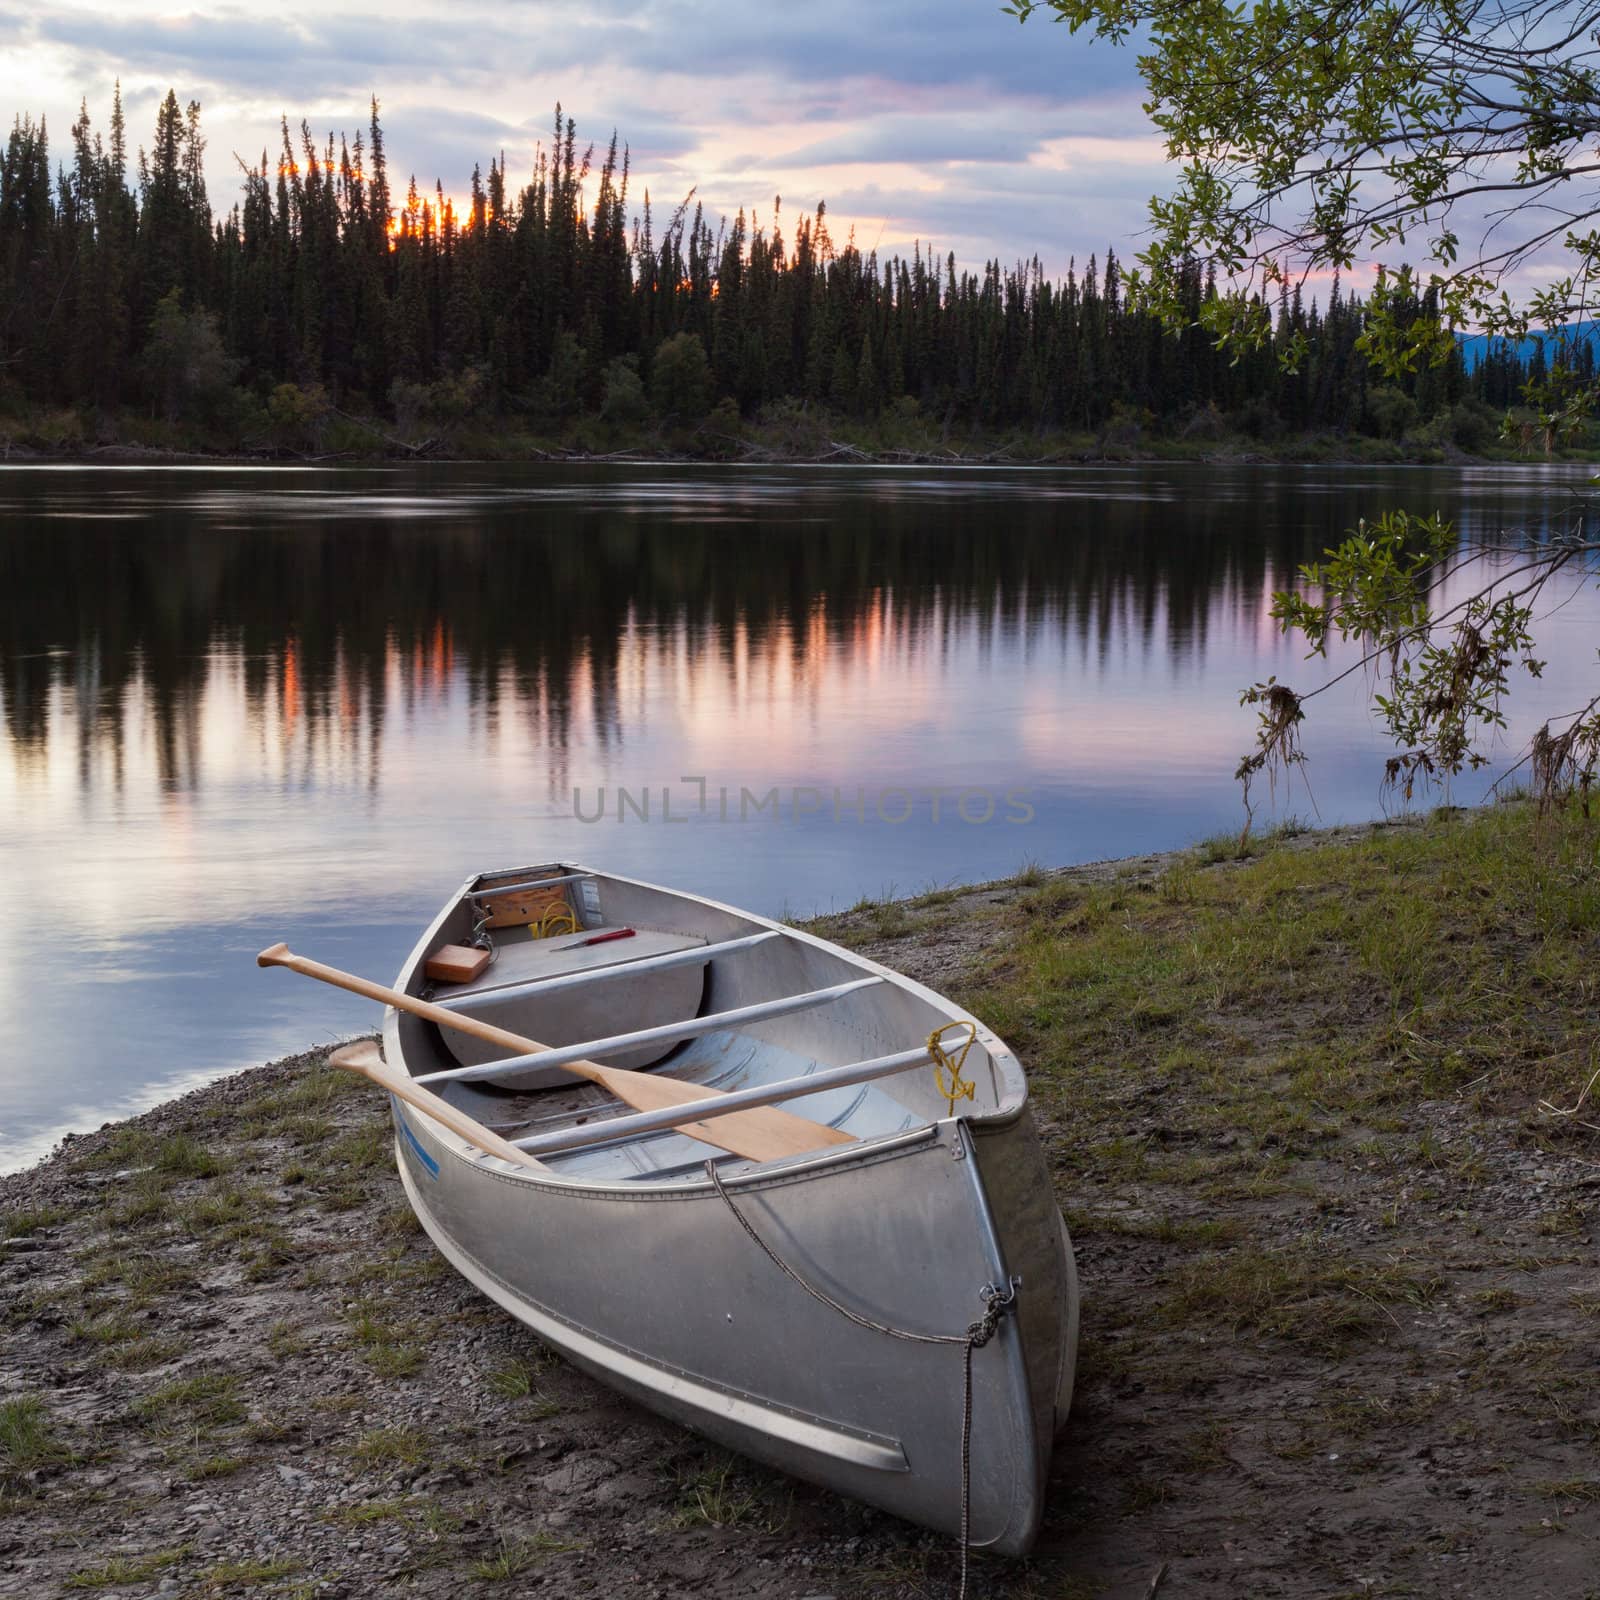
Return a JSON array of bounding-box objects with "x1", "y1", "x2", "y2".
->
[{"x1": 1, "y1": 91, "x2": 1589, "y2": 459}]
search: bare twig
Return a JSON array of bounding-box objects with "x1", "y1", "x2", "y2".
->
[
  {"x1": 327, "y1": 405, "x2": 435, "y2": 457},
  {"x1": 1538, "y1": 1057, "x2": 1600, "y2": 1138}
]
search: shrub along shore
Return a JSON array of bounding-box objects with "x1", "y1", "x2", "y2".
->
[
  {"x1": 2, "y1": 803, "x2": 1597, "y2": 1598},
  {"x1": 5, "y1": 404, "x2": 1598, "y2": 469}
]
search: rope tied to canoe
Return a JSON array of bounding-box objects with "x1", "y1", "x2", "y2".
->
[
  {"x1": 928, "y1": 1020, "x2": 978, "y2": 1117},
  {"x1": 705, "y1": 1158, "x2": 1018, "y2": 1600}
]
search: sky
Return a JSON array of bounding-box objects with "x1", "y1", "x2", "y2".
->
[{"x1": 0, "y1": 0, "x2": 1172, "y2": 277}]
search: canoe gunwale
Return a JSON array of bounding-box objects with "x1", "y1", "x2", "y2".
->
[
  {"x1": 389, "y1": 1102, "x2": 947, "y2": 1202},
  {"x1": 388, "y1": 861, "x2": 1030, "y2": 1180}
]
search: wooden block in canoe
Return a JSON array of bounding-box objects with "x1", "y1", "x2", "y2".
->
[{"x1": 424, "y1": 944, "x2": 492, "y2": 985}]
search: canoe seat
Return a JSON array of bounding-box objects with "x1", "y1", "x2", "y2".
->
[
  {"x1": 434, "y1": 926, "x2": 708, "y2": 1002},
  {"x1": 431, "y1": 926, "x2": 713, "y2": 1080}
]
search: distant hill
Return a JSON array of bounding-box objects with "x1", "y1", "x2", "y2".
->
[{"x1": 1458, "y1": 320, "x2": 1600, "y2": 372}]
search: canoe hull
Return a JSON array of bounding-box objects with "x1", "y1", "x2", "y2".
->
[
  {"x1": 383, "y1": 862, "x2": 1079, "y2": 1554},
  {"x1": 390, "y1": 1097, "x2": 1073, "y2": 1553}
]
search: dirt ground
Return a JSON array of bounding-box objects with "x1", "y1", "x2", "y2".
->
[{"x1": 3, "y1": 817, "x2": 1598, "y2": 1600}]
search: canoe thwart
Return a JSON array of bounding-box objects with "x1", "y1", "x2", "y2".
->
[
  {"x1": 512, "y1": 1044, "x2": 938, "y2": 1155},
  {"x1": 415, "y1": 975, "x2": 888, "y2": 1088}
]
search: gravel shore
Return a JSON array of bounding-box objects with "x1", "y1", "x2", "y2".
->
[{"x1": 4, "y1": 814, "x2": 1597, "y2": 1598}]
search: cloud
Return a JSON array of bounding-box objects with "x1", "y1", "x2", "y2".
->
[
  {"x1": 579, "y1": 0, "x2": 1138, "y2": 96},
  {"x1": 0, "y1": 0, "x2": 1164, "y2": 274},
  {"x1": 754, "y1": 97, "x2": 1152, "y2": 172},
  {"x1": 766, "y1": 117, "x2": 1047, "y2": 171}
]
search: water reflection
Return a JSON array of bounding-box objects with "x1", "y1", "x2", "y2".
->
[{"x1": 1, "y1": 462, "x2": 1594, "y2": 1169}]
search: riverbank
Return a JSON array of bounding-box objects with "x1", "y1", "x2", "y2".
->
[
  {"x1": 5, "y1": 403, "x2": 1596, "y2": 469},
  {"x1": 3, "y1": 804, "x2": 1598, "y2": 1597}
]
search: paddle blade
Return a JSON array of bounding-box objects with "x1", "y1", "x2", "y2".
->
[{"x1": 587, "y1": 1063, "x2": 856, "y2": 1161}]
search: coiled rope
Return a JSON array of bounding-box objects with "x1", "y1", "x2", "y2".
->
[
  {"x1": 532, "y1": 902, "x2": 579, "y2": 938},
  {"x1": 705, "y1": 1158, "x2": 1017, "y2": 1600},
  {"x1": 928, "y1": 1020, "x2": 978, "y2": 1117}
]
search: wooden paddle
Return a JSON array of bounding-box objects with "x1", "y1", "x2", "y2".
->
[
  {"x1": 257, "y1": 943, "x2": 856, "y2": 1162},
  {"x1": 327, "y1": 1041, "x2": 544, "y2": 1170}
]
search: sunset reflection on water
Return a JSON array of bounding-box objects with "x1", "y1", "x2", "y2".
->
[{"x1": 1, "y1": 460, "x2": 1595, "y2": 1167}]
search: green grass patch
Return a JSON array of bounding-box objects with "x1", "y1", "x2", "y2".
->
[
  {"x1": 351, "y1": 1427, "x2": 429, "y2": 1466},
  {"x1": 194, "y1": 1557, "x2": 299, "y2": 1591},
  {"x1": 154, "y1": 1133, "x2": 229, "y2": 1179},
  {"x1": 670, "y1": 1456, "x2": 788, "y2": 1532},
  {"x1": 1162, "y1": 1244, "x2": 1440, "y2": 1355},
  {"x1": 323, "y1": 1497, "x2": 413, "y2": 1525},
  {"x1": 1532, "y1": 1479, "x2": 1600, "y2": 1503},
  {"x1": 317, "y1": 1182, "x2": 369, "y2": 1213},
  {"x1": 103, "y1": 1335, "x2": 187, "y2": 1372},
  {"x1": 102, "y1": 1168, "x2": 178, "y2": 1229},
  {"x1": 66, "y1": 1544, "x2": 191, "y2": 1589},
  {"x1": 325, "y1": 1124, "x2": 392, "y2": 1173},
  {"x1": 237, "y1": 1065, "x2": 368, "y2": 1141},
  {"x1": 266, "y1": 1320, "x2": 308, "y2": 1358},
  {"x1": 70, "y1": 1310, "x2": 141, "y2": 1345},
  {"x1": 471, "y1": 1532, "x2": 579, "y2": 1579},
  {"x1": 381, "y1": 1201, "x2": 425, "y2": 1237},
  {"x1": 486, "y1": 1360, "x2": 538, "y2": 1398},
  {"x1": 78, "y1": 1246, "x2": 198, "y2": 1306},
  {"x1": 342, "y1": 1297, "x2": 426, "y2": 1378},
  {"x1": 133, "y1": 1372, "x2": 246, "y2": 1434},
  {"x1": 0, "y1": 1395, "x2": 72, "y2": 1479},
  {"x1": 1472, "y1": 1286, "x2": 1527, "y2": 1313},
  {"x1": 178, "y1": 1181, "x2": 267, "y2": 1234},
  {"x1": 957, "y1": 805, "x2": 1600, "y2": 1160},
  {"x1": 2, "y1": 1202, "x2": 67, "y2": 1238}
]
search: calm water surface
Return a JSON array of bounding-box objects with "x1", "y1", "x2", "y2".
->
[{"x1": 2, "y1": 461, "x2": 1596, "y2": 1169}]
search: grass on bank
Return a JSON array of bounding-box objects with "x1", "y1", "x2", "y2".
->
[
  {"x1": 818, "y1": 801, "x2": 1599, "y2": 1366},
  {"x1": 0, "y1": 1396, "x2": 74, "y2": 1481},
  {"x1": 972, "y1": 802, "x2": 1599, "y2": 1133},
  {"x1": 65, "y1": 1544, "x2": 192, "y2": 1589}
]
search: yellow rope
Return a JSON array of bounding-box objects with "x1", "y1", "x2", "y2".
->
[
  {"x1": 928, "y1": 1020, "x2": 978, "y2": 1118},
  {"x1": 533, "y1": 903, "x2": 579, "y2": 938}
]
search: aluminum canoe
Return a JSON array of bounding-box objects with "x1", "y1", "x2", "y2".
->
[{"x1": 380, "y1": 863, "x2": 1079, "y2": 1555}]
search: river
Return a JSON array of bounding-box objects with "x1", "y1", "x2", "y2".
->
[{"x1": 1, "y1": 460, "x2": 1594, "y2": 1168}]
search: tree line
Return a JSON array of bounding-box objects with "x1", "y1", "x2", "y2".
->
[{"x1": 0, "y1": 90, "x2": 1580, "y2": 449}]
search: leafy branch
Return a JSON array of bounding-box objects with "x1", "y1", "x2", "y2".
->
[
  {"x1": 1011, "y1": 0, "x2": 1600, "y2": 375},
  {"x1": 1236, "y1": 511, "x2": 1600, "y2": 836}
]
